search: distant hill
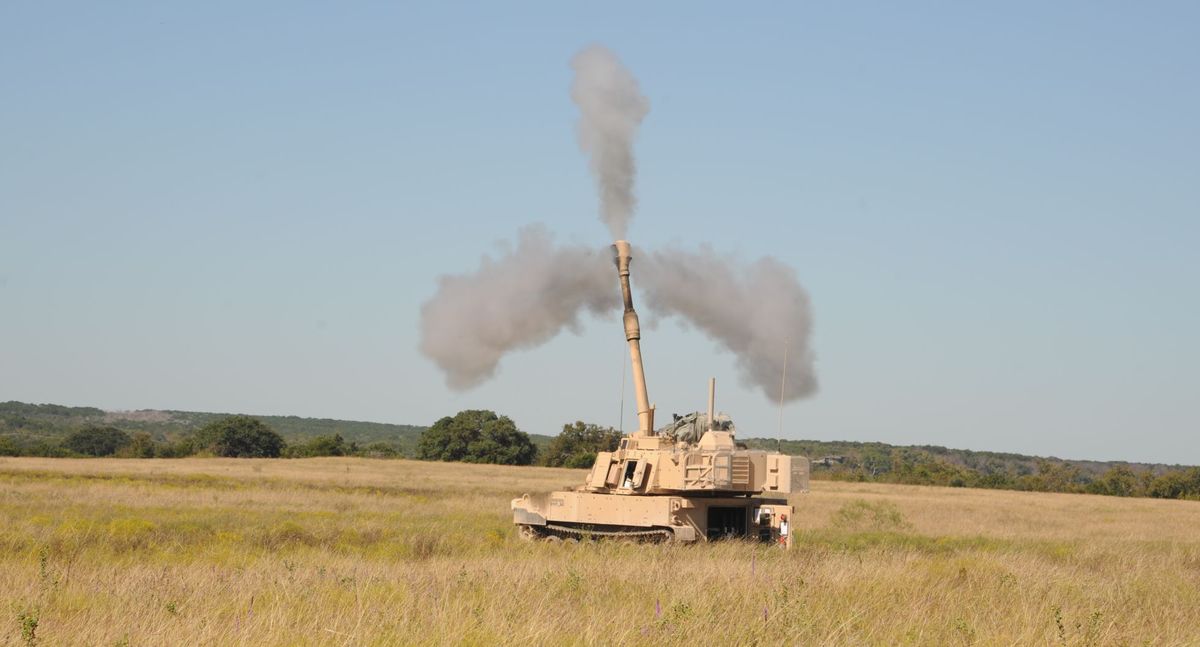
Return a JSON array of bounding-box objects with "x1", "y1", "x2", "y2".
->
[
  {"x1": 0, "y1": 401, "x2": 553, "y2": 457},
  {"x1": 742, "y1": 437, "x2": 1193, "y2": 477},
  {"x1": 742, "y1": 437, "x2": 1196, "y2": 495}
]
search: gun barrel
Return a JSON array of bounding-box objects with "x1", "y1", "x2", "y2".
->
[{"x1": 613, "y1": 240, "x2": 654, "y2": 435}]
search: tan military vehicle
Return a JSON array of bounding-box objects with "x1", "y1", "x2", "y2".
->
[{"x1": 512, "y1": 240, "x2": 809, "y2": 546}]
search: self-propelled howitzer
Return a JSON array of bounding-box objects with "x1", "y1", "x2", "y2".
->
[{"x1": 512, "y1": 240, "x2": 809, "y2": 545}]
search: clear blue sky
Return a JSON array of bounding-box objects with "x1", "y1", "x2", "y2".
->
[{"x1": 2, "y1": 2, "x2": 1196, "y2": 463}]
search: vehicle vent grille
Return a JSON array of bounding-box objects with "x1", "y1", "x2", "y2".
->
[{"x1": 731, "y1": 456, "x2": 751, "y2": 485}]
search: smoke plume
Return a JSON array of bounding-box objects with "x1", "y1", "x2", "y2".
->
[
  {"x1": 640, "y1": 248, "x2": 818, "y2": 402},
  {"x1": 418, "y1": 45, "x2": 819, "y2": 404},
  {"x1": 571, "y1": 45, "x2": 650, "y2": 239},
  {"x1": 419, "y1": 226, "x2": 618, "y2": 390}
]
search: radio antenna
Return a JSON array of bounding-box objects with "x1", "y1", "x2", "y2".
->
[{"x1": 777, "y1": 341, "x2": 789, "y2": 452}]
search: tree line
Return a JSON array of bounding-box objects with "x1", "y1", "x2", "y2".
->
[
  {"x1": 0, "y1": 415, "x2": 400, "y2": 459},
  {"x1": 0, "y1": 400, "x2": 429, "y2": 455},
  {"x1": 412, "y1": 410, "x2": 621, "y2": 467},
  {"x1": 8, "y1": 404, "x2": 1198, "y2": 503},
  {"x1": 0, "y1": 409, "x2": 622, "y2": 467},
  {"x1": 797, "y1": 445, "x2": 1200, "y2": 501}
]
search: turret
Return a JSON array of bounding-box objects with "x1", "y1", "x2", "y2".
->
[{"x1": 613, "y1": 240, "x2": 655, "y2": 435}]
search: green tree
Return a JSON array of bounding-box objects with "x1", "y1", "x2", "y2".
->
[
  {"x1": 974, "y1": 471, "x2": 1016, "y2": 490},
  {"x1": 1148, "y1": 471, "x2": 1185, "y2": 499},
  {"x1": 1148, "y1": 468, "x2": 1200, "y2": 500},
  {"x1": 1019, "y1": 460, "x2": 1086, "y2": 493},
  {"x1": 360, "y1": 442, "x2": 401, "y2": 458},
  {"x1": 192, "y1": 415, "x2": 284, "y2": 458},
  {"x1": 886, "y1": 449, "x2": 974, "y2": 487},
  {"x1": 859, "y1": 447, "x2": 893, "y2": 478},
  {"x1": 417, "y1": 410, "x2": 537, "y2": 465},
  {"x1": 0, "y1": 435, "x2": 19, "y2": 456},
  {"x1": 28, "y1": 440, "x2": 71, "y2": 457},
  {"x1": 287, "y1": 433, "x2": 349, "y2": 457},
  {"x1": 155, "y1": 438, "x2": 194, "y2": 458},
  {"x1": 1085, "y1": 466, "x2": 1143, "y2": 497},
  {"x1": 121, "y1": 432, "x2": 157, "y2": 458},
  {"x1": 63, "y1": 426, "x2": 131, "y2": 457},
  {"x1": 541, "y1": 421, "x2": 623, "y2": 468}
]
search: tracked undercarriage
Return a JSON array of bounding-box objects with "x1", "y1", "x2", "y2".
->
[
  {"x1": 512, "y1": 240, "x2": 808, "y2": 547},
  {"x1": 519, "y1": 523, "x2": 673, "y2": 543},
  {"x1": 514, "y1": 490, "x2": 800, "y2": 546}
]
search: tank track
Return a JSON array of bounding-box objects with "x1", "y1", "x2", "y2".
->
[{"x1": 522, "y1": 523, "x2": 673, "y2": 542}]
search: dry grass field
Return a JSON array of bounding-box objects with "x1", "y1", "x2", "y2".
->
[{"x1": 1, "y1": 456, "x2": 1198, "y2": 646}]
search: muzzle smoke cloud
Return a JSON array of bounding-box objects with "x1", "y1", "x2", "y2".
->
[
  {"x1": 420, "y1": 236, "x2": 818, "y2": 402},
  {"x1": 419, "y1": 226, "x2": 617, "y2": 390},
  {"x1": 419, "y1": 45, "x2": 818, "y2": 403},
  {"x1": 641, "y1": 249, "x2": 818, "y2": 401},
  {"x1": 571, "y1": 45, "x2": 649, "y2": 240}
]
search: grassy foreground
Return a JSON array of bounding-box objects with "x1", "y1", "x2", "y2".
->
[{"x1": 1, "y1": 457, "x2": 1198, "y2": 646}]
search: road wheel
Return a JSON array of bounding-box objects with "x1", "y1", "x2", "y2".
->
[{"x1": 517, "y1": 525, "x2": 541, "y2": 541}]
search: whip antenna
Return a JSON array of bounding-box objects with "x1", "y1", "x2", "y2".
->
[{"x1": 777, "y1": 341, "x2": 788, "y2": 452}]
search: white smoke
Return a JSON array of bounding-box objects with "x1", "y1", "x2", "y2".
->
[
  {"x1": 419, "y1": 226, "x2": 618, "y2": 390},
  {"x1": 571, "y1": 45, "x2": 650, "y2": 239},
  {"x1": 640, "y1": 248, "x2": 818, "y2": 402},
  {"x1": 418, "y1": 45, "x2": 819, "y2": 403},
  {"x1": 419, "y1": 232, "x2": 818, "y2": 401}
]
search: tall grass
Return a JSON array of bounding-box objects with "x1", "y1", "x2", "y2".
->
[{"x1": 1, "y1": 456, "x2": 1198, "y2": 645}]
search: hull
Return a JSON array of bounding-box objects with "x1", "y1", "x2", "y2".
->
[{"x1": 512, "y1": 490, "x2": 794, "y2": 547}]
